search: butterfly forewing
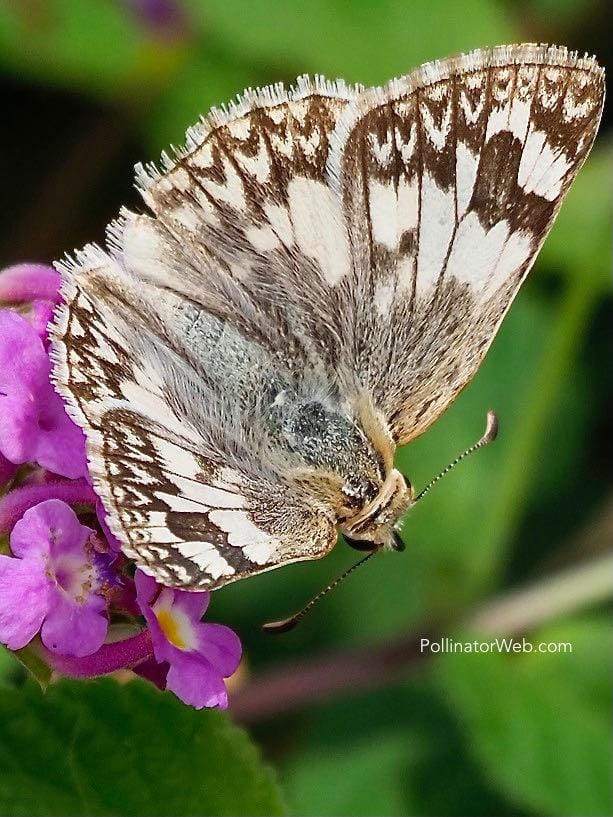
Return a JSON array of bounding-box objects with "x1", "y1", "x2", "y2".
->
[
  {"x1": 50, "y1": 45, "x2": 604, "y2": 589},
  {"x1": 129, "y1": 80, "x2": 358, "y2": 372},
  {"x1": 329, "y1": 44, "x2": 604, "y2": 443}
]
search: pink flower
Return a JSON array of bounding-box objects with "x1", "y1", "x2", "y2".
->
[
  {"x1": 0, "y1": 452, "x2": 17, "y2": 487},
  {"x1": 0, "y1": 310, "x2": 87, "y2": 479},
  {"x1": 123, "y1": 0, "x2": 188, "y2": 38},
  {"x1": 0, "y1": 263, "x2": 60, "y2": 303},
  {"x1": 0, "y1": 262, "x2": 244, "y2": 710},
  {"x1": 0, "y1": 263, "x2": 60, "y2": 344},
  {"x1": 135, "y1": 570, "x2": 241, "y2": 709},
  {"x1": 96, "y1": 500, "x2": 123, "y2": 552},
  {"x1": 0, "y1": 499, "x2": 109, "y2": 656}
]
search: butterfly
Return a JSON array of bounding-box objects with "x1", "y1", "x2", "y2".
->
[{"x1": 50, "y1": 44, "x2": 604, "y2": 592}]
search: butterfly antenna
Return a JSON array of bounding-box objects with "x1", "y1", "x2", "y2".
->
[
  {"x1": 262, "y1": 550, "x2": 377, "y2": 634},
  {"x1": 414, "y1": 410, "x2": 499, "y2": 504}
]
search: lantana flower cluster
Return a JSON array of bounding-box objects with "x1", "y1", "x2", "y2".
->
[{"x1": 0, "y1": 263, "x2": 241, "y2": 708}]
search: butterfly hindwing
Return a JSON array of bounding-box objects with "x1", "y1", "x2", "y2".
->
[
  {"x1": 98, "y1": 406, "x2": 337, "y2": 590},
  {"x1": 50, "y1": 250, "x2": 337, "y2": 589}
]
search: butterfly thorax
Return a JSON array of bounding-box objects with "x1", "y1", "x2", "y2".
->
[{"x1": 277, "y1": 392, "x2": 412, "y2": 547}]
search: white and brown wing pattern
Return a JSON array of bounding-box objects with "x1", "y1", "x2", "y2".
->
[
  {"x1": 330, "y1": 44, "x2": 604, "y2": 444},
  {"x1": 50, "y1": 78, "x2": 366, "y2": 588},
  {"x1": 50, "y1": 248, "x2": 337, "y2": 589},
  {"x1": 123, "y1": 76, "x2": 359, "y2": 373},
  {"x1": 50, "y1": 46, "x2": 603, "y2": 589}
]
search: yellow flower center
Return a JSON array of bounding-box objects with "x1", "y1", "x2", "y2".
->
[{"x1": 156, "y1": 608, "x2": 188, "y2": 649}]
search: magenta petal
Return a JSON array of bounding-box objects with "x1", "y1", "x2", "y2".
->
[
  {"x1": 9, "y1": 499, "x2": 91, "y2": 560},
  {"x1": 0, "y1": 308, "x2": 49, "y2": 386},
  {"x1": 30, "y1": 385, "x2": 88, "y2": 479},
  {"x1": 0, "y1": 264, "x2": 60, "y2": 303},
  {"x1": 0, "y1": 311, "x2": 49, "y2": 463},
  {"x1": 197, "y1": 622, "x2": 242, "y2": 677},
  {"x1": 44, "y1": 500, "x2": 92, "y2": 558},
  {"x1": 172, "y1": 587, "x2": 210, "y2": 620},
  {"x1": 135, "y1": 569, "x2": 158, "y2": 608},
  {"x1": 0, "y1": 310, "x2": 87, "y2": 478},
  {"x1": 9, "y1": 502, "x2": 53, "y2": 559},
  {"x1": 146, "y1": 610, "x2": 176, "y2": 665},
  {"x1": 165, "y1": 650, "x2": 229, "y2": 709},
  {"x1": 134, "y1": 570, "x2": 172, "y2": 660},
  {"x1": 41, "y1": 593, "x2": 107, "y2": 657},
  {"x1": 0, "y1": 555, "x2": 50, "y2": 649},
  {"x1": 134, "y1": 656, "x2": 169, "y2": 690},
  {"x1": 0, "y1": 451, "x2": 17, "y2": 486},
  {"x1": 28, "y1": 300, "x2": 56, "y2": 344}
]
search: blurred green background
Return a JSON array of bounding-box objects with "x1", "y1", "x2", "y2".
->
[{"x1": 0, "y1": 1, "x2": 611, "y2": 815}]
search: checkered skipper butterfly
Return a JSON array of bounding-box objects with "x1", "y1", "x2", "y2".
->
[{"x1": 50, "y1": 45, "x2": 604, "y2": 591}]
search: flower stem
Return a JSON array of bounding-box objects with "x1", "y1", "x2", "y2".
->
[
  {"x1": 232, "y1": 548, "x2": 613, "y2": 723},
  {"x1": 466, "y1": 550, "x2": 613, "y2": 636},
  {"x1": 40, "y1": 629, "x2": 153, "y2": 678}
]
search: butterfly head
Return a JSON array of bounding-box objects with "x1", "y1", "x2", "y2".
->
[{"x1": 341, "y1": 468, "x2": 413, "y2": 549}]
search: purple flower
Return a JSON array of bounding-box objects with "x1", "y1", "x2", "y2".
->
[
  {"x1": 0, "y1": 499, "x2": 109, "y2": 656},
  {"x1": 0, "y1": 263, "x2": 60, "y2": 303},
  {"x1": 135, "y1": 570, "x2": 241, "y2": 709},
  {"x1": 29, "y1": 300, "x2": 57, "y2": 345},
  {"x1": 0, "y1": 263, "x2": 61, "y2": 344},
  {"x1": 123, "y1": 0, "x2": 188, "y2": 38},
  {"x1": 0, "y1": 310, "x2": 87, "y2": 479},
  {"x1": 0, "y1": 451, "x2": 17, "y2": 487},
  {"x1": 0, "y1": 263, "x2": 245, "y2": 710}
]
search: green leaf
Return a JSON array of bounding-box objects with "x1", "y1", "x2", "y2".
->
[
  {"x1": 0, "y1": 1, "x2": 182, "y2": 99},
  {"x1": 539, "y1": 148, "x2": 612, "y2": 294},
  {"x1": 185, "y1": 0, "x2": 516, "y2": 86},
  {"x1": 282, "y1": 679, "x2": 521, "y2": 817},
  {"x1": 12, "y1": 643, "x2": 52, "y2": 689},
  {"x1": 436, "y1": 615, "x2": 613, "y2": 816},
  {"x1": 0, "y1": 678, "x2": 285, "y2": 817},
  {"x1": 285, "y1": 732, "x2": 409, "y2": 817},
  {"x1": 0, "y1": 647, "x2": 21, "y2": 688}
]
